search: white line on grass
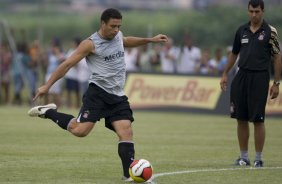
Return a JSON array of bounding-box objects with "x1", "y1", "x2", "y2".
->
[{"x1": 153, "y1": 166, "x2": 282, "y2": 178}]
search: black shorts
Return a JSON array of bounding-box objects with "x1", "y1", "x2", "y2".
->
[
  {"x1": 230, "y1": 69, "x2": 269, "y2": 123},
  {"x1": 77, "y1": 83, "x2": 134, "y2": 131},
  {"x1": 66, "y1": 78, "x2": 79, "y2": 91}
]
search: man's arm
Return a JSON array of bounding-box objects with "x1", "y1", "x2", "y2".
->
[
  {"x1": 33, "y1": 39, "x2": 94, "y2": 101},
  {"x1": 223, "y1": 53, "x2": 238, "y2": 75},
  {"x1": 273, "y1": 53, "x2": 282, "y2": 83},
  {"x1": 220, "y1": 52, "x2": 238, "y2": 91},
  {"x1": 269, "y1": 25, "x2": 281, "y2": 99},
  {"x1": 270, "y1": 53, "x2": 282, "y2": 99},
  {"x1": 123, "y1": 34, "x2": 168, "y2": 47}
]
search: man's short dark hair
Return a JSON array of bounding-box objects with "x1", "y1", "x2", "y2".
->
[
  {"x1": 248, "y1": 0, "x2": 264, "y2": 10},
  {"x1": 73, "y1": 37, "x2": 81, "y2": 46},
  {"x1": 101, "y1": 8, "x2": 122, "y2": 23}
]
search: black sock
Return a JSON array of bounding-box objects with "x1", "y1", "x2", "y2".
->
[
  {"x1": 45, "y1": 109, "x2": 74, "y2": 130},
  {"x1": 118, "y1": 142, "x2": 135, "y2": 178}
]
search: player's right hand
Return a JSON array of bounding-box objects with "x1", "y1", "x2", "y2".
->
[
  {"x1": 220, "y1": 74, "x2": 228, "y2": 91},
  {"x1": 33, "y1": 85, "x2": 49, "y2": 101}
]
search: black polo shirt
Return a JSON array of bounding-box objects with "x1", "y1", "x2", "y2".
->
[{"x1": 232, "y1": 20, "x2": 280, "y2": 71}]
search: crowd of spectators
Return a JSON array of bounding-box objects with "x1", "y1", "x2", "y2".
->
[
  {"x1": 125, "y1": 34, "x2": 231, "y2": 75},
  {"x1": 0, "y1": 34, "x2": 232, "y2": 107}
]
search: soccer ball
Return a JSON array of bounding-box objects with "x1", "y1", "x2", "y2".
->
[{"x1": 129, "y1": 159, "x2": 153, "y2": 183}]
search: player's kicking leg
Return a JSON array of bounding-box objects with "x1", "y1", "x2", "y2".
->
[
  {"x1": 28, "y1": 103, "x2": 57, "y2": 118},
  {"x1": 28, "y1": 104, "x2": 94, "y2": 137}
]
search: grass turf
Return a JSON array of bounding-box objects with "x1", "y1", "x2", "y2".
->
[{"x1": 0, "y1": 106, "x2": 282, "y2": 184}]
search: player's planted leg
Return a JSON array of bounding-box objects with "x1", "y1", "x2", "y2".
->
[
  {"x1": 112, "y1": 120, "x2": 135, "y2": 179},
  {"x1": 119, "y1": 142, "x2": 135, "y2": 178}
]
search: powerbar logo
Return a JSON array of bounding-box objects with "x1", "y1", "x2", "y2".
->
[
  {"x1": 104, "y1": 51, "x2": 124, "y2": 61},
  {"x1": 124, "y1": 74, "x2": 221, "y2": 109}
]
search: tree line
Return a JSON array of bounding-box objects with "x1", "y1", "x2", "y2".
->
[{"x1": 1, "y1": 6, "x2": 281, "y2": 49}]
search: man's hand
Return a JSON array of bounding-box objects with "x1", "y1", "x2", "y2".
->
[
  {"x1": 152, "y1": 34, "x2": 168, "y2": 43},
  {"x1": 270, "y1": 84, "x2": 279, "y2": 99},
  {"x1": 220, "y1": 73, "x2": 228, "y2": 91},
  {"x1": 33, "y1": 85, "x2": 50, "y2": 101}
]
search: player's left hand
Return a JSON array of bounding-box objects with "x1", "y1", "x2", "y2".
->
[
  {"x1": 152, "y1": 34, "x2": 168, "y2": 43},
  {"x1": 270, "y1": 84, "x2": 279, "y2": 99}
]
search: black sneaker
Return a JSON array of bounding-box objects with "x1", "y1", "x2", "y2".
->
[
  {"x1": 234, "y1": 157, "x2": 250, "y2": 166},
  {"x1": 254, "y1": 160, "x2": 264, "y2": 167}
]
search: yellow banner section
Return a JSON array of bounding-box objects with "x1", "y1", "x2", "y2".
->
[
  {"x1": 125, "y1": 74, "x2": 221, "y2": 109},
  {"x1": 266, "y1": 82, "x2": 282, "y2": 114}
]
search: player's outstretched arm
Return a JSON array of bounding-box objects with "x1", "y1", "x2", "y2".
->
[
  {"x1": 123, "y1": 34, "x2": 168, "y2": 47},
  {"x1": 33, "y1": 39, "x2": 94, "y2": 101}
]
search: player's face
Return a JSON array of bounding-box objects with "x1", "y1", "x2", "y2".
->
[
  {"x1": 101, "y1": 18, "x2": 122, "y2": 40},
  {"x1": 248, "y1": 5, "x2": 264, "y2": 25}
]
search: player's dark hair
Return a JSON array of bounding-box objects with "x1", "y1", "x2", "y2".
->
[
  {"x1": 248, "y1": 0, "x2": 264, "y2": 10},
  {"x1": 73, "y1": 37, "x2": 81, "y2": 46},
  {"x1": 101, "y1": 8, "x2": 122, "y2": 23}
]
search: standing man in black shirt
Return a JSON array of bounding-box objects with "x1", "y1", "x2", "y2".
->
[{"x1": 220, "y1": 0, "x2": 281, "y2": 167}]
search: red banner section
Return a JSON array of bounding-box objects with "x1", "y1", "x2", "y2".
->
[{"x1": 125, "y1": 74, "x2": 221, "y2": 109}]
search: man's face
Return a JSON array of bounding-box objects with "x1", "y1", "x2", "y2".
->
[
  {"x1": 101, "y1": 18, "x2": 122, "y2": 40},
  {"x1": 248, "y1": 5, "x2": 264, "y2": 25}
]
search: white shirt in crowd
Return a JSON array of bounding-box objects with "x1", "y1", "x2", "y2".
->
[
  {"x1": 65, "y1": 48, "x2": 78, "y2": 80},
  {"x1": 177, "y1": 46, "x2": 201, "y2": 74},
  {"x1": 124, "y1": 48, "x2": 138, "y2": 72},
  {"x1": 160, "y1": 46, "x2": 180, "y2": 73},
  {"x1": 77, "y1": 57, "x2": 91, "y2": 83}
]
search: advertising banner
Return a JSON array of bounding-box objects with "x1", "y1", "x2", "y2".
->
[
  {"x1": 125, "y1": 73, "x2": 221, "y2": 109},
  {"x1": 125, "y1": 73, "x2": 282, "y2": 117}
]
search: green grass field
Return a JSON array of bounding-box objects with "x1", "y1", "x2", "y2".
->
[{"x1": 1, "y1": 106, "x2": 282, "y2": 184}]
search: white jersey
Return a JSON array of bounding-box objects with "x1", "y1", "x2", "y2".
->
[{"x1": 86, "y1": 31, "x2": 126, "y2": 96}]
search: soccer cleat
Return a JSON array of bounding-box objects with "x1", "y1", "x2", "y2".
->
[
  {"x1": 145, "y1": 177, "x2": 154, "y2": 183},
  {"x1": 121, "y1": 176, "x2": 133, "y2": 182},
  {"x1": 28, "y1": 103, "x2": 57, "y2": 118},
  {"x1": 254, "y1": 160, "x2": 264, "y2": 167},
  {"x1": 234, "y1": 157, "x2": 250, "y2": 166}
]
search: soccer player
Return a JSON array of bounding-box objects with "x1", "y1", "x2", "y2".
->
[
  {"x1": 220, "y1": 0, "x2": 281, "y2": 167},
  {"x1": 28, "y1": 8, "x2": 168, "y2": 181}
]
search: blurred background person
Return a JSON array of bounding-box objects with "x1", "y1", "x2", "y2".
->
[
  {"x1": 124, "y1": 47, "x2": 139, "y2": 72},
  {"x1": 195, "y1": 48, "x2": 211, "y2": 75},
  {"x1": 0, "y1": 42, "x2": 12, "y2": 105},
  {"x1": 137, "y1": 44, "x2": 155, "y2": 72},
  {"x1": 64, "y1": 37, "x2": 80, "y2": 108},
  {"x1": 12, "y1": 42, "x2": 30, "y2": 105},
  {"x1": 217, "y1": 46, "x2": 231, "y2": 75},
  {"x1": 177, "y1": 34, "x2": 201, "y2": 74},
  {"x1": 76, "y1": 38, "x2": 91, "y2": 102},
  {"x1": 160, "y1": 37, "x2": 180, "y2": 73},
  {"x1": 150, "y1": 44, "x2": 161, "y2": 72},
  {"x1": 26, "y1": 40, "x2": 41, "y2": 105},
  {"x1": 137, "y1": 45, "x2": 151, "y2": 72},
  {"x1": 45, "y1": 38, "x2": 65, "y2": 107},
  {"x1": 209, "y1": 47, "x2": 224, "y2": 75}
]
